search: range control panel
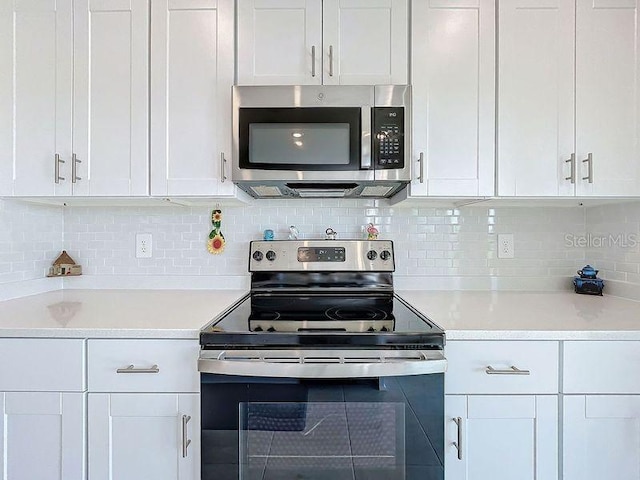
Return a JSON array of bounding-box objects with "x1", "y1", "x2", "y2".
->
[
  {"x1": 373, "y1": 107, "x2": 404, "y2": 169},
  {"x1": 249, "y1": 240, "x2": 394, "y2": 272}
]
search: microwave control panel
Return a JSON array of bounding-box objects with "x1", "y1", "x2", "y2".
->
[{"x1": 373, "y1": 107, "x2": 404, "y2": 169}]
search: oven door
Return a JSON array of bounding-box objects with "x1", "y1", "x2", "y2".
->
[{"x1": 200, "y1": 351, "x2": 445, "y2": 480}]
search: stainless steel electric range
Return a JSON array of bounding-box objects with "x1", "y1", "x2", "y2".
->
[{"x1": 199, "y1": 240, "x2": 446, "y2": 480}]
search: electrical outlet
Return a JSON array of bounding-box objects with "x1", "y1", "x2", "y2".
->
[
  {"x1": 497, "y1": 234, "x2": 515, "y2": 259},
  {"x1": 136, "y1": 233, "x2": 153, "y2": 258}
]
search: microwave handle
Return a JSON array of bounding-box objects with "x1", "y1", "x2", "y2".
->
[{"x1": 361, "y1": 107, "x2": 372, "y2": 169}]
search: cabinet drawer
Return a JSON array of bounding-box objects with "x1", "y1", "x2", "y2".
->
[
  {"x1": 88, "y1": 339, "x2": 199, "y2": 393},
  {"x1": 564, "y1": 341, "x2": 640, "y2": 394},
  {"x1": 445, "y1": 341, "x2": 559, "y2": 394},
  {"x1": 0, "y1": 339, "x2": 85, "y2": 392}
]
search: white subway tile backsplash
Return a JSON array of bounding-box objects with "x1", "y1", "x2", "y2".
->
[
  {"x1": 0, "y1": 199, "x2": 64, "y2": 284},
  {"x1": 9, "y1": 198, "x2": 638, "y2": 290},
  {"x1": 57, "y1": 200, "x2": 587, "y2": 280},
  {"x1": 585, "y1": 201, "x2": 640, "y2": 283}
]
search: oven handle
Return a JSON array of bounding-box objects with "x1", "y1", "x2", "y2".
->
[{"x1": 198, "y1": 350, "x2": 446, "y2": 378}]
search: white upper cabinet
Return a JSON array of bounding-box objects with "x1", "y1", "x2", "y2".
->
[
  {"x1": 0, "y1": 0, "x2": 73, "y2": 196},
  {"x1": 409, "y1": 0, "x2": 495, "y2": 197},
  {"x1": 498, "y1": 0, "x2": 640, "y2": 197},
  {"x1": 322, "y1": 0, "x2": 408, "y2": 85},
  {"x1": 0, "y1": 0, "x2": 149, "y2": 197},
  {"x1": 237, "y1": 0, "x2": 322, "y2": 85},
  {"x1": 237, "y1": 0, "x2": 408, "y2": 85},
  {"x1": 151, "y1": 0, "x2": 235, "y2": 196},
  {"x1": 575, "y1": 0, "x2": 640, "y2": 196},
  {"x1": 73, "y1": 0, "x2": 149, "y2": 196},
  {"x1": 498, "y1": 0, "x2": 574, "y2": 197}
]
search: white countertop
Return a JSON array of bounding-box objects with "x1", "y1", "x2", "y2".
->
[
  {"x1": 0, "y1": 289, "x2": 247, "y2": 338},
  {"x1": 0, "y1": 289, "x2": 639, "y2": 340},
  {"x1": 397, "y1": 290, "x2": 640, "y2": 340}
]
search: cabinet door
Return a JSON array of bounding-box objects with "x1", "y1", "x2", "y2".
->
[
  {"x1": 151, "y1": 0, "x2": 235, "y2": 196},
  {"x1": 445, "y1": 395, "x2": 557, "y2": 480},
  {"x1": 323, "y1": 0, "x2": 407, "y2": 85},
  {"x1": 411, "y1": 0, "x2": 494, "y2": 197},
  {"x1": 0, "y1": 0, "x2": 73, "y2": 196},
  {"x1": 497, "y1": 0, "x2": 575, "y2": 196},
  {"x1": 0, "y1": 392, "x2": 85, "y2": 480},
  {"x1": 564, "y1": 395, "x2": 640, "y2": 480},
  {"x1": 88, "y1": 393, "x2": 200, "y2": 480},
  {"x1": 575, "y1": 0, "x2": 640, "y2": 196},
  {"x1": 73, "y1": 0, "x2": 149, "y2": 196},
  {"x1": 237, "y1": 0, "x2": 322, "y2": 85}
]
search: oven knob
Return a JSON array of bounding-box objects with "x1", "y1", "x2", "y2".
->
[
  {"x1": 380, "y1": 250, "x2": 392, "y2": 261},
  {"x1": 266, "y1": 251, "x2": 277, "y2": 261},
  {"x1": 252, "y1": 251, "x2": 264, "y2": 261},
  {"x1": 253, "y1": 326, "x2": 263, "y2": 332},
  {"x1": 381, "y1": 326, "x2": 389, "y2": 332},
  {"x1": 367, "y1": 326, "x2": 375, "y2": 332},
  {"x1": 267, "y1": 326, "x2": 276, "y2": 332},
  {"x1": 366, "y1": 250, "x2": 378, "y2": 261}
]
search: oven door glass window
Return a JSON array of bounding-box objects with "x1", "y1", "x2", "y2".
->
[
  {"x1": 240, "y1": 402, "x2": 405, "y2": 479},
  {"x1": 201, "y1": 374, "x2": 444, "y2": 480},
  {"x1": 238, "y1": 107, "x2": 362, "y2": 171}
]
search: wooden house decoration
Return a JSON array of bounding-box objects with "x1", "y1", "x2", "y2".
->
[{"x1": 48, "y1": 250, "x2": 82, "y2": 277}]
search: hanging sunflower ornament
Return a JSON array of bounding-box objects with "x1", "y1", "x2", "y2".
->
[{"x1": 207, "y1": 209, "x2": 226, "y2": 254}]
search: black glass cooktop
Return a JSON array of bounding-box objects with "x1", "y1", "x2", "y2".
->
[{"x1": 200, "y1": 294, "x2": 444, "y2": 349}]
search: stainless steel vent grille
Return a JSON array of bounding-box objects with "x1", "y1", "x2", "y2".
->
[{"x1": 250, "y1": 185, "x2": 283, "y2": 197}]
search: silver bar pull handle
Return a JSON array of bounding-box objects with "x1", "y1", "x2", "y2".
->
[
  {"x1": 565, "y1": 153, "x2": 576, "y2": 183},
  {"x1": 220, "y1": 152, "x2": 227, "y2": 183},
  {"x1": 199, "y1": 350, "x2": 446, "y2": 378},
  {"x1": 182, "y1": 414, "x2": 192, "y2": 458},
  {"x1": 116, "y1": 364, "x2": 160, "y2": 374},
  {"x1": 55, "y1": 154, "x2": 65, "y2": 183},
  {"x1": 452, "y1": 417, "x2": 462, "y2": 460},
  {"x1": 417, "y1": 152, "x2": 425, "y2": 184},
  {"x1": 311, "y1": 46, "x2": 316, "y2": 77},
  {"x1": 72, "y1": 153, "x2": 82, "y2": 183},
  {"x1": 485, "y1": 365, "x2": 530, "y2": 375},
  {"x1": 582, "y1": 153, "x2": 593, "y2": 183},
  {"x1": 328, "y1": 45, "x2": 334, "y2": 77}
]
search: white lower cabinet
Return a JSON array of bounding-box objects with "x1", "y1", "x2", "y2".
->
[
  {"x1": 0, "y1": 338, "x2": 86, "y2": 480},
  {"x1": 445, "y1": 395, "x2": 558, "y2": 480},
  {"x1": 0, "y1": 392, "x2": 85, "y2": 480},
  {"x1": 88, "y1": 393, "x2": 200, "y2": 480},
  {"x1": 563, "y1": 395, "x2": 640, "y2": 480},
  {"x1": 86, "y1": 339, "x2": 200, "y2": 480},
  {"x1": 444, "y1": 340, "x2": 560, "y2": 480},
  {"x1": 563, "y1": 341, "x2": 640, "y2": 480}
]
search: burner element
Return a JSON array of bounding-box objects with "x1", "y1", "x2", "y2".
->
[{"x1": 325, "y1": 307, "x2": 387, "y2": 321}]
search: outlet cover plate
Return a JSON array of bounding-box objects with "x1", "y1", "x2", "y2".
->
[
  {"x1": 498, "y1": 234, "x2": 514, "y2": 259},
  {"x1": 136, "y1": 233, "x2": 152, "y2": 258}
]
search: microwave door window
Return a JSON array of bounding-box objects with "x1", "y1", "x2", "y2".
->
[
  {"x1": 238, "y1": 107, "x2": 362, "y2": 171},
  {"x1": 249, "y1": 124, "x2": 350, "y2": 166}
]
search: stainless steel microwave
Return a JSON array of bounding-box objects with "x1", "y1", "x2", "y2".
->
[{"x1": 232, "y1": 85, "x2": 411, "y2": 198}]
